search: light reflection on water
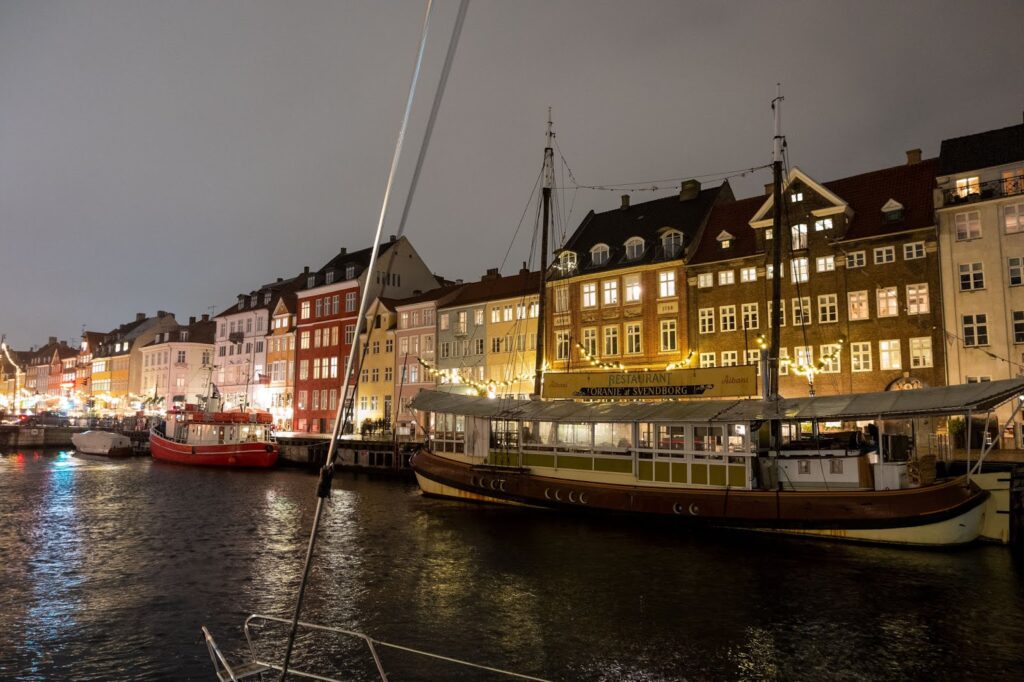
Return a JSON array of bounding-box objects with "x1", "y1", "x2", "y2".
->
[{"x1": 0, "y1": 449, "x2": 1023, "y2": 681}]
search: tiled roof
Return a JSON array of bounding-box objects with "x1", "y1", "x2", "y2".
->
[
  {"x1": 688, "y1": 160, "x2": 939, "y2": 265},
  {"x1": 214, "y1": 275, "x2": 303, "y2": 318},
  {"x1": 303, "y1": 239, "x2": 401, "y2": 290},
  {"x1": 939, "y1": 122, "x2": 1024, "y2": 175},
  {"x1": 553, "y1": 182, "x2": 731, "y2": 277},
  {"x1": 439, "y1": 271, "x2": 541, "y2": 308},
  {"x1": 391, "y1": 285, "x2": 463, "y2": 308}
]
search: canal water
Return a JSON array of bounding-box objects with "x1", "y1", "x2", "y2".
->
[{"x1": 1, "y1": 450, "x2": 1022, "y2": 681}]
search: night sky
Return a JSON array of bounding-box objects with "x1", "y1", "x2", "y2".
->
[{"x1": 1, "y1": 0, "x2": 1022, "y2": 348}]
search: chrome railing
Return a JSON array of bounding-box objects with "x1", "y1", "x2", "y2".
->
[
  {"x1": 941, "y1": 175, "x2": 1024, "y2": 206},
  {"x1": 203, "y1": 613, "x2": 550, "y2": 681}
]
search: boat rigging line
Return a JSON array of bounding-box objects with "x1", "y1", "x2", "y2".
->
[{"x1": 277, "y1": 1, "x2": 470, "y2": 679}]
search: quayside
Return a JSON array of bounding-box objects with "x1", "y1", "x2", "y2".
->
[{"x1": 410, "y1": 377, "x2": 1024, "y2": 547}]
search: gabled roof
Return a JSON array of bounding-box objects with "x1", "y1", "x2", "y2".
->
[
  {"x1": 55, "y1": 345, "x2": 79, "y2": 360},
  {"x1": 393, "y1": 285, "x2": 464, "y2": 308},
  {"x1": 688, "y1": 159, "x2": 938, "y2": 265},
  {"x1": 215, "y1": 275, "x2": 303, "y2": 319},
  {"x1": 303, "y1": 239, "x2": 402, "y2": 290},
  {"x1": 939, "y1": 122, "x2": 1024, "y2": 175},
  {"x1": 81, "y1": 331, "x2": 106, "y2": 352},
  {"x1": 439, "y1": 271, "x2": 541, "y2": 309},
  {"x1": 553, "y1": 182, "x2": 731, "y2": 277}
]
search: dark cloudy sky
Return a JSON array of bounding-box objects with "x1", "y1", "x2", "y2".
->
[{"x1": 1, "y1": 0, "x2": 1022, "y2": 348}]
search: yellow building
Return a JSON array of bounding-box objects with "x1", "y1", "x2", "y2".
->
[
  {"x1": 265, "y1": 294, "x2": 297, "y2": 430},
  {"x1": 485, "y1": 288, "x2": 539, "y2": 399},
  {"x1": 356, "y1": 298, "x2": 397, "y2": 434}
]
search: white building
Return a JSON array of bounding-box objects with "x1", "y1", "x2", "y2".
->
[
  {"x1": 935, "y1": 120, "x2": 1024, "y2": 445},
  {"x1": 140, "y1": 315, "x2": 216, "y2": 408}
]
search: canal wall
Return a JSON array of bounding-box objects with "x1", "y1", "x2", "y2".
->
[{"x1": 0, "y1": 425, "x2": 150, "y2": 453}]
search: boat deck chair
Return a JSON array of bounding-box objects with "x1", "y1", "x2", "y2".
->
[{"x1": 202, "y1": 626, "x2": 271, "y2": 681}]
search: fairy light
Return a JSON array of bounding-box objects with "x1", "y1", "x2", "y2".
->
[{"x1": 418, "y1": 358, "x2": 535, "y2": 398}]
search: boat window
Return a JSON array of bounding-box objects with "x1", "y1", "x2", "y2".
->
[
  {"x1": 638, "y1": 423, "x2": 655, "y2": 449},
  {"x1": 727, "y1": 424, "x2": 746, "y2": 453},
  {"x1": 557, "y1": 423, "x2": 592, "y2": 450},
  {"x1": 693, "y1": 426, "x2": 723, "y2": 452},
  {"x1": 594, "y1": 423, "x2": 632, "y2": 450},
  {"x1": 490, "y1": 420, "x2": 519, "y2": 449},
  {"x1": 656, "y1": 425, "x2": 686, "y2": 451}
]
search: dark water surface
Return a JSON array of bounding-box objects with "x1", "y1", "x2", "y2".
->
[{"x1": 1, "y1": 449, "x2": 1022, "y2": 681}]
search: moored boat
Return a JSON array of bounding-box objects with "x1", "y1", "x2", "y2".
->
[
  {"x1": 410, "y1": 378, "x2": 1024, "y2": 546},
  {"x1": 149, "y1": 400, "x2": 278, "y2": 468},
  {"x1": 71, "y1": 430, "x2": 134, "y2": 458}
]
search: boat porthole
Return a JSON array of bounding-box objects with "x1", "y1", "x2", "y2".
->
[
  {"x1": 688, "y1": 503, "x2": 699, "y2": 516},
  {"x1": 579, "y1": 493, "x2": 588, "y2": 504},
  {"x1": 672, "y1": 503, "x2": 684, "y2": 515},
  {"x1": 491, "y1": 480, "x2": 499, "y2": 491},
  {"x1": 554, "y1": 490, "x2": 562, "y2": 501},
  {"x1": 544, "y1": 488, "x2": 551, "y2": 500},
  {"x1": 568, "y1": 491, "x2": 576, "y2": 503}
]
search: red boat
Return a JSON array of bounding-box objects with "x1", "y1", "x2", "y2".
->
[{"x1": 150, "y1": 402, "x2": 278, "y2": 468}]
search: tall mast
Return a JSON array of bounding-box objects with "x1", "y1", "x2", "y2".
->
[
  {"x1": 533, "y1": 109, "x2": 554, "y2": 397},
  {"x1": 767, "y1": 85, "x2": 785, "y2": 402}
]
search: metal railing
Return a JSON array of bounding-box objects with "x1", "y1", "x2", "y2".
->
[
  {"x1": 203, "y1": 613, "x2": 550, "y2": 681},
  {"x1": 941, "y1": 175, "x2": 1024, "y2": 206}
]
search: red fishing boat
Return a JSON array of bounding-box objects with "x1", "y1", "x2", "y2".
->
[{"x1": 150, "y1": 401, "x2": 278, "y2": 468}]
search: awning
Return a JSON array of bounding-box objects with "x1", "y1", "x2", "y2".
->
[{"x1": 410, "y1": 377, "x2": 1024, "y2": 423}]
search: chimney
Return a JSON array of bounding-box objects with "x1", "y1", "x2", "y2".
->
[
  {"x1": 339, "y1": 247, "x2": 347, "y2": 255},
  {"x1": 482, "y1": 268, "x2": 501, "y2": 281},
  {"x1": 679, "y1": 179, "x2": 701, "y2": 201},
  {"x1": 48, "y1": 336, "x2": 57, "y2": 345},
  {"x1": 157, "y1": 310, "x2": 168, "y2": 317},
  {"x1": 303, "y1": 266, "x2": 310, "y2": 274},
  {"x1": 276, "y1": 277, "x2": 283, "y2": 283},
  {"x1": 201, "y1": 314, "x2": 209, "y2": 322},
  {"x1": 620, "y1": 194, "x2": 630, "y2": 210},
  {"x1": 136, "y1": 312, "x2": 146, "y2": 321},
  {"x1": 905, "y1": 148, "x2": 922, "y2": 165},
  {"x1": 389, "y1": 234, "x2": 397, "y2": 242},
  {"x1": 764, "y1": 182, "x2": 774, "y2": 197},
  {"x1": 456, "y1": 278, "x2": 464, "y2": 285},
  {"x1": 520, "y1": 261, "x2": 529, "y2": 275},
  {"x1": 188, "y1": 316, "x2": 196, "y2": 325}
]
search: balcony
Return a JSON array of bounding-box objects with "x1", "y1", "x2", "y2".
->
[{"x1": 941, "y1": 175, "x2": 1024, "y2": 206}]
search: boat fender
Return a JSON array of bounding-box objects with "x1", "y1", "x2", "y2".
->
[
  {"x1": 265, "y1": 444, "x2": 274, "y2": 453},
  {"x1": 191, "y1": 446, "x2": 196, "y2": 455},
  {"x1": 568, "y1": 491, "x2": 576, "y2": 503}
]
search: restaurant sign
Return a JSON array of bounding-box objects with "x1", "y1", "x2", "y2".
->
[{"x1": 541, "y1": 366, "x2": 758, "y2": 400}]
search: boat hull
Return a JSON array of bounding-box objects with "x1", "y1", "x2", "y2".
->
[
  {"x1": 411, "y1": 450, "x2": 988, "y2": 546},
  {"x1": 149, "y1": 429, "x2": 278, "y2": 468},
  {"x1": 71, "y1": 431, "x2": 134, "y2": 458}
]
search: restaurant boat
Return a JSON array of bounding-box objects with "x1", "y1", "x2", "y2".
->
[
  {"x1": 410, "y1": 379, "x2": 1023, "y2": 546},
  {"x1": 149, "y1": 398, "x2": 278, "y2": 468}
]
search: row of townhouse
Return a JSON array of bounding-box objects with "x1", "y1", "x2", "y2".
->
[{"x1": 543, "y1": 118, "x2": 1024, "y2": 443}]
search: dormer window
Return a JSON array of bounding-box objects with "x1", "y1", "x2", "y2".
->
[
  {"x1": 790, "y1": 192, "x2": 803, "y2": 203},
  {"x1": 590, "y1": 244, "x2": 609, "y2": 267},
  {"x1": 345, "y1": 265, "x2": 356, "y2": 279},
  {"x1": 721, "y1": 240, "x2": 731, "y2": 249},
  {"x1": 716, "y1": 230, "x2": 734, "y2": 251},
  {"x1": 624, "y1": 237, "x2": 645, "y2": 261},
  {"x1": 661, "y1": 231, "x2": 683, "y2": 258},
  {"x1": 558, "y1": 251, "x2": 578, "y2": 273},
  {"x1": 307, "y1": 275, "x2": 316, "y2": 288},
  {"x1": 881, "y1": 198, "x2": 904, "y2": 224},
  {"x1": 250, "y1": 295, "x2": 257, "y2": 307},
  {"x1": 325, "y1": 270, "x2": 335, "y2": 285},
  {"x1": 955, "y1": 176, "x2": 980, "y2": 198},
  {"x1": 263, "y1": 292, "x2": 271, "y2": 304}
]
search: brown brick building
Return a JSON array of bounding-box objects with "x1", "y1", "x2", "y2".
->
[{"x1": 685, "y1": 154, "x2": 945, "y2": 397}]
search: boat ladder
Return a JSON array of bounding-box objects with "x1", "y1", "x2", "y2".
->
[{"x1": 203, "y1": 613, "x2": 550, "y2": 681}]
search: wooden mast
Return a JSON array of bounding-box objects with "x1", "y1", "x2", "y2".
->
[
  {"x1": 767, "y1": 86, "x2": 785, "y2": 401},
  {"x1": 533, "y1": 109, "x2": 554, "y2": 397}
]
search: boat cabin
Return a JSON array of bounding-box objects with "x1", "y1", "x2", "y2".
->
[{"x1": 163, "y1": 404, "x2": 275, "y2": 446}]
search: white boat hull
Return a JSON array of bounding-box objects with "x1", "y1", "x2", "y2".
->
[{"x1": 71, "y1": 430, "x2": 134, "y2": 457}]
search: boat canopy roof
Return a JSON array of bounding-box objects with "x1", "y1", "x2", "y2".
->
[{"x1": 410, "y1": 377, "x2": 1024, "y2": 423}]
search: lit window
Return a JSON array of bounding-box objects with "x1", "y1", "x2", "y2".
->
[
  {"x1": 903, "y1": 242, "x2": 925, "y2": 260},
  {"x1": 720, "y1": 305, "x2": 737, "y2": 332},
  {"x1": 300, "y1": 301, "x2": 310, "y2": 319},
  {"x1": 873, "y1": 246, "x2": 896, "y2": 264},
  {"x1": 794, "y1": 346, "x2": 813, "y2": 370},
  {"x1": 624, "y1": 237, "x2": 645, "y2": 261},
  {"x1": 1005, "y1": 203, "x2": 1024, "y2": 234},
  {"x1": 877, "y1": 287, "x2": 899, "y2": 317},
  {"x1": 554, "y1": 286, "x2": 570, "y2": 312},
  {"x1": 581, "y1": 328, "x2": 597, "y2": 356},
  {"x1": 439, "y1": 313, "x2": 449, "y2": 331},
  {"x1": 658, "y1": 271, "x2": 675, "y2": 298},
  {"x1": 766, "y1": 263, "x2": 784, "y2": 279},
  {"x1": 848, "y1": 291, "x2": 869, "y2": 321},
  {"x1": 699, "y1": 352, "x2": 716, "y2": 368},
  {"x1": 697, "y1": 273, "x2": 713, "y2": 288},
  {"x1": 906, "y1": 283, "x2": 929, "y2": 315},
  {"x1": 815, "y1": 256, "x2": 835, "y2": 272},
  {"x1": 819, "y1": 344, "x2": 841, "y2": 373},
  {"x1": 879, "y1": 340, "x2": 901, "y2": 370},
  {"x1": 955, "y1": 176, "x2": 980, "y2": 198},
  {"x1": 955, "y1": 211, "x2": 981, "y2": 240},
  {"x1": 556, "y1": 331, "x2": 571, "y2": 360},
  {"x1": 721, "y1": 351, "x2": 738, "y2": 367},
  {"x1": 962, "y1": 314, "x2": 988, "y2": 347},
  {"x1": 791, "y1": 257, "x2": 809, "y2": 283},
  {"x1": 846, "y1": 251, "x2": 866, "y2": 268},
  {"x1": 851, "y1": 342, "x2": 872, "y2": 372},
  {"x1": 590, "y1": 244, "x2": 609, "y2": 266},
  {"x1": 765, "y1": 228, "x2": 773, "y2": 240},
  {"x1": 603, "y1": 327, "x2": 619, "y2": 356},
  {"x1": 959, "y1": 262, "x2": 984, "y2": 291},
  {"x1": 910, "y1": 337, "x2": 933, "y2": 368},
  {"x1": 740, "y1": 267, "x2": 757, "y2": 282},
  {"x1": 625, "y1": 274, "x2": 642, "y2": 302},
  {"x1": 559, "y1": 251, "x2": 578, "y2": 273},
  {"x1": 345, "y1": 291, "x2": 357, "y2": 312},
  {"x1": 814, "y1": 218, "x2": 833, "y2": 232},
  {"x1": 745, "y1": 349, "x2": 760, "y2": 372},
  {"x1": 791, "y1": 224, "x2": 808, "y2": 249},
  {"x1": 625, "y1": 324, "x2": 642, "y2": 354},
  {"x1": 792, "y1": 297, "x2": 811, "y2": 326},
  {"x1": 767, "y1": 300, "x2": 786, "y2": 328},
  {"x1": 602, "y1": 279, "x2": 619, "y2": 306},
  {"x1": 718, "y1": 270, "x2": 735, "y2": 285},
  {"x1": 790, "y1": 192, "x2": 803, "y2": 203},
  {"x1": 582, "y1": 283, "x2": 597, "y2": 308}
]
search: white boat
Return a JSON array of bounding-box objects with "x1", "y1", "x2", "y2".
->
[{"x1": 71, "y1": 430, "x2": 134, "y2": 458}]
